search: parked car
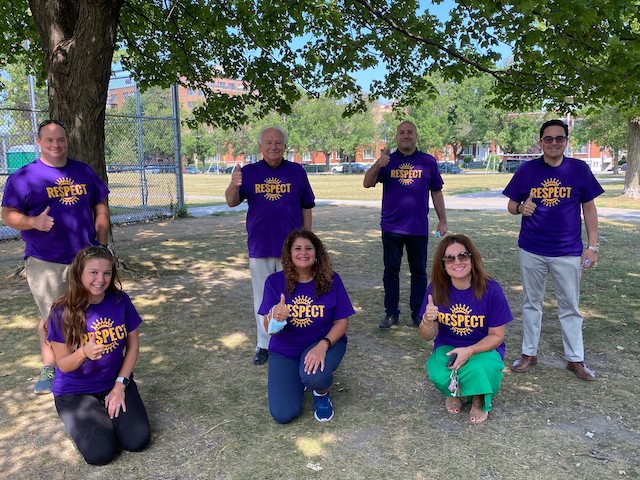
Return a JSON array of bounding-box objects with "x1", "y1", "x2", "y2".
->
[
  {"x1": 503, "y1": 160, "x2": 525, "y2": 173},
  {"x1": 332, "y1": 162, "x2": 369, "y2": 173},
  {"x1": 184, "y1": 166, "x2": 200, "y2": 174},
  {"x1": 438, "y1": 162, "x2": 462, "y2": 174},
  {"x1": 206, "y1": 165, "x2": 227, "y2": 174}
]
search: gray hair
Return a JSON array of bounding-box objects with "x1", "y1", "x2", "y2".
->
[{"x1": 257, "y1": 126, "x2": 288, "y2": 145}]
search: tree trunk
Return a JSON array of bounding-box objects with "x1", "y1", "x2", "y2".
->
[
  {"x1": 28, "y1": 1, "x2": 124, "y2": 184},
  {"x1": 624, "y1": 118, "x2": 640, "y2": 198}
]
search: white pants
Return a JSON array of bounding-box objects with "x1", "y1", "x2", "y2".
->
[
  {"x1": 519, "y1": 249, "x2": 584, "y2": 362},
  {"x1": 249, "y1": 257, "x2": 283, "y2": 349}
]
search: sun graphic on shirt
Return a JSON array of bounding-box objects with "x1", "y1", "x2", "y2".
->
[
  {"x1": 56, "y1": 177, "x2": 80, "y2": 205},
  {"x1": 264, "y1": 177, "x2": 283, "y2": 201},
  {"x1": 540, "y1": 178, "x2": 562, "y2": 207},
  {"x1": 90, "y1": 317, "x2": 119, "y2": 354},
  {"x1": 289, "y1": 295, "x2": 314, "y2": 328},
  {"x1": 398, "y1": 163, "x2": 415, "y2": 186},
  {"x1": 450, "y1": 304, "x2": 473, "y2": 336}
]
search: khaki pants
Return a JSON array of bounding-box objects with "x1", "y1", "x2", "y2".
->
[{"x1": 25, "y1": 256, "x2": 70, "y2": 320}]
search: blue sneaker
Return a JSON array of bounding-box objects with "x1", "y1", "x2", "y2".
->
[
  {"x1": 313, "y1": 391, "x2": 334, "y2": 422},
  {"x1": 34, "y1": 366, "x2": 55, "y2": 395}
]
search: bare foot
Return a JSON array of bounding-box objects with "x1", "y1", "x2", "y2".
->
[
  {"x1": 445, "y1": 397, "x2": 462, "y2": 414},
  {"x1": 469, "y1": 397, "x2": 488, "y2": 424}
]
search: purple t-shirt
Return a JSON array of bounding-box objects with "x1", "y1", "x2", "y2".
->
[
  {"x1": 420, "y1": 279, "x2": 513, "y2": 359},
  {"x1": 258, "y1": 271, "x2": 355, "y2": 358},
  {"x1": 502, "y1": 156, "x2": 604, "y2": 257},
  {"x1": 2, "y1": 158, "x2": 109, "y2": 264},
  {"x1": 375, "y1": 150, "x2": 444, "y2": 236},
  {"x1": 47, "y1": 291, "x2": 143, "y2": 396},
  {"x1": 239, "y1": 160, "x2": 315, "y2": 258}
]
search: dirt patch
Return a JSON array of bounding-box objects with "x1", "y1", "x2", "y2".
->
[{"x1": 1, "y1": 206, "x2": 639, "y2": 479}]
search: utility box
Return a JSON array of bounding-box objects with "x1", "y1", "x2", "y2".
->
[{"x1": 7, "y1": 145, "x2": 38, "y2": 173}]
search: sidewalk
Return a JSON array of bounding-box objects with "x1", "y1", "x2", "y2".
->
[{"x1": 189, "y1": 190, "x2": 640, "y2": 224}]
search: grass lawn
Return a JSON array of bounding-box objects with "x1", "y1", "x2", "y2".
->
[
  {"x1": 181, "y1": 172, "x2": 640, "y2": 210},
  {"x1": 1, "y1": 206, "x2": 638, "y2": 479}
]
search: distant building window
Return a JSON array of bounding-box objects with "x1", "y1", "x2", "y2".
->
[
  {"x1": 362, "y1": 149, "x2": 375, "y2": 160},
  {"x1": 188, "y1": 89, "x2": 197, "y2": 95},
  {"x1": 228, "y1": 83, "x2": 236, "y2": 89},
  {"x1": 219, "y1": 82, "x2": 227, "y2": 88},
  {"x1": 109, "y1": 94, "x2": 117, "y2": 104},
  {"x1": 576, "y1": 144, "x2": 588, "y2": 154},
  {"x1": 188, "y1": 101, "x2": 195, "y2": 109},
  {"x1": 122, "y1": 92, "x2": 132, "y2": 100},
  {"x1": 302, "y1": 152, "x2": 311, "y2": 162}
]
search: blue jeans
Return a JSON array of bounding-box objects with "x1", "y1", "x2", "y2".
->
[
  {"x1": 268, "y1": 338, "x2": 347, "y2": 424},
  {"x1": 382, "y1": 231, "x2": 428, "y2": 318}
]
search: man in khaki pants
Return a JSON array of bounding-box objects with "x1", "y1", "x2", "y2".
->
[{"x1": 1, "y1": 120, "x2": 110, "y2": 394}]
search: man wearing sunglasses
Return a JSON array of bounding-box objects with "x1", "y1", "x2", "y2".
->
[
  {"x1": 502, "y1": 119, "x2": 604, "y2": 381},
  {"x1": 1, "y1": 120, "x2": 110, "y2": 394},
  {"x1": 364, "y1": 121, "x2": 448, "y2": 329}
]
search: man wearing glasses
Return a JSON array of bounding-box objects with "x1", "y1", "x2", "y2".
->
[
  {"x1": 225, "y1": 126, "x2": 315, "y2": 365},
  {"x1": 502, "y1": 119, "x2": 603, "y2": 381},
  {"x1": 364, "y1": 120, "x2": 448, "y2": 329},
  {"x1": 1, "y1": 120, "x2": 110, "y2": 394}
]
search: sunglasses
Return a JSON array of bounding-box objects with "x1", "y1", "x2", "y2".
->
[
  {"x1": 442, "y1": 252, "x2": 472, "y2": 264},
  {"x1": 541, "y1": 135, "x2": 567, "y2": 144},
  {"x1": 38, "y1": 119, "x2": 66, "y2": 133},
  {"x1": 83, "y1": 245, "x2": 114, "y2": 257}
]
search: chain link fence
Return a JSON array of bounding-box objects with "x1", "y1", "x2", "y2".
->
[{"x1": 1, "y1": 74, "x2": 183, "y2": 241}]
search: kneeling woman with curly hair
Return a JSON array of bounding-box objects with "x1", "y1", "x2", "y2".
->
[{"x1": 259, "y1": 230, "x2": 355, "y2": 424}]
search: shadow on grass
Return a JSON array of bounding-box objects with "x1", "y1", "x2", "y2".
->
[{"x1": 1, "y1": 207, "x2": 639, "y2": 480}]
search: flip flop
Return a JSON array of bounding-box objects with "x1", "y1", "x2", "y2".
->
[{"x1": 445, "y1": 397, "x2": 462, "y2": 414}]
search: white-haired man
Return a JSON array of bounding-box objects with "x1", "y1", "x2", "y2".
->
[{"x1": 226, "y1": 126, "x2": 315, "y2": 365}]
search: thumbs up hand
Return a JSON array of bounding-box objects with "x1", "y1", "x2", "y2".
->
[
  {"x1": 272, "y1": 293, "x2": 288, "y2": 321},
  {"x1": 268, "y1": 293, "x2": 289, "y2": 335},
  {"x1": 521, "y1": 193, "x2": 536, "y2": 217},
  {"x1": 33, "y1": 206, "x2": 54, "y2": 232},
  {"x1": 424, "y1": 294, "x2": 439, "y2": 323},
  {"x1": 375, "y1": 148, "x2": 390, "y2": 168},
  {"x1": 230, "y1": 163, "x2": 242, "y2": 188}
]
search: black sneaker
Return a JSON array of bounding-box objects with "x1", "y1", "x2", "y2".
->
[
  {"x1": 252, "y1": 347, "x2": 268, "y2": 365},
  {"x1": 411, "y1": 315, "x2": 421, "y2": 327},
  {"x1": 378, "y1": 313, "x2": 399, "y2": 329}
]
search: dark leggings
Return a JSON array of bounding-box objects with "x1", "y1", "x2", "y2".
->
[{"x1": 54, "y1": 379, "x2": 150, "y2": 465}]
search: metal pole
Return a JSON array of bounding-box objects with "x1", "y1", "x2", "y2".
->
[
  {"x1": 135, "y1": 82, "x2": 147, "y2": 207},
  {"x1": 171, "y1": 84, "x2": 184, "y2": 211},
  {"x1": 27, "y1": 74, "x2": 39, "y2": 147}
]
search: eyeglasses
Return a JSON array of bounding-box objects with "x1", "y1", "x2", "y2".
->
[
  {"x1": 38, "y1": 119, "x2": 66, "y2": 133},
  {"x1": 541, "y1": 135, "x2": 567, "y2": 144},
  {"x1": 442, "y1": 252, "x2": 472, "y2": 264}
]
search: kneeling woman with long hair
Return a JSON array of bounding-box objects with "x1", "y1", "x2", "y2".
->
[
  {"x1": 47, "y1": 246, "x2": 150, "y2": 465},
  {"x1": 419, "y1": 234, "x2": 513, "y2": 424},
  {"x1": 259, "y1": 230, "x2": 355, "y2": 423}
]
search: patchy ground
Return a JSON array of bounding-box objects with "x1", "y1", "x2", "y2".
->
[{"x1": 1, "y1": 206, "x2": 639, "y2": 480}]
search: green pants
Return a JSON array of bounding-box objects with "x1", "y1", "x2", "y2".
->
[{"x1": 426, "y1": 346, "x2": 504, "y2": 412}]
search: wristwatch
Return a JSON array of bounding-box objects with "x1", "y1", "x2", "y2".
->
[
  {"x1": 116, "y1": 376, "x2": 130, "y2": 386},
  {"x1": 587, "y1": 245, "x2": 599, "y2": 253}
]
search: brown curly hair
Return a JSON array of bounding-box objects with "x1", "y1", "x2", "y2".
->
[
  {"x1": 430, "y1": 234, "x2": 489, "y2": 307},
  {"x1": 281, "y1": 230, "x2": 333, "y2": 298},
  {"x1": 49, "y1": 246, "x2": 123, "y2": 351}
]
